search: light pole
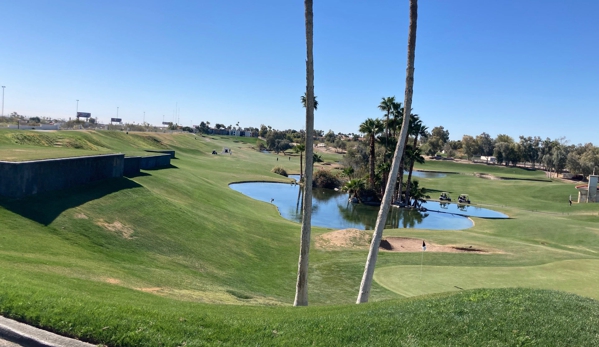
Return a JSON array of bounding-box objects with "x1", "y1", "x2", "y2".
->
[
  {"x1": 76, "y1": 99, "x2": 79, "y2": 114},
  {"x1": 1, "y1": 86, "x2": 5, "y2": 117}
]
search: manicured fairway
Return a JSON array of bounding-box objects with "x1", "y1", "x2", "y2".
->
[
  {"x1": 375, "y1": 259, "x2": 599, "y2": 299},
  {"x1": 1, "y1": 129, "x2": 599, "y2": 346}
]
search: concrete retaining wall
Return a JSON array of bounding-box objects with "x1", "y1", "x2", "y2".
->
[
  {"x1": 123, "y1": 156, "x2": 142, "y2": 176},
  {"x1": 145, "y1": 150, "x2": 176, "y2": 158},
  {"x1": 0, "y1": 154, "x2": 124, "y2": 199},
  {"x1": 140, "y1": 154, "x2": 171, "y2": 170}
]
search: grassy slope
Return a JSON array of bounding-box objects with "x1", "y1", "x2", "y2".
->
[{"x1": 0, "y1": 130, "x2": 598, "y2": 346}]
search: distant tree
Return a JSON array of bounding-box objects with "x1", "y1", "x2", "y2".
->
[
  {"x1": 334, "y1": 138, "x2": 346, "y2": 152},
  {"x1": 462, "y1": 135, "x2": 478, "y2": 160},
  {"x1": 312, "y1": 169, "x2": 340, "y2": 189},
  {"x1": 259, "y1": 124, "x2": 268, "y2": 137},
  {"x1": 426, "y1": 126, "x2": 449, "y2": 155},
  {"x1": 342, "y1": 166, "x2": 355, "y2": 180},
  {"x1": 476, "y1": 132, "x2": 494, "y2": 157},
  {"x1": 359, "y1": 118, "x2": 384, "y2": 188},
  {"x1": 519, "y1": 136, "x2": 541, "y2": 168},
  {"x1": 197, "y1": 121, "x2": 209, "y2": 134},
  {"x1": 496, "y1": 134, "x2": 514, "y2": 144},
  {"x1": 301, "y1": 93, "x2": 318, "y2": 110},
  {"x1": 275, "y1": 139, "x2": 292, "y2": 154},
  {"x1": 342, "y1": 178, "x2": 365, "y2": 201},
  {"x1": 324, "y1": 130, "x2": 336, "y2": 143},
  {"x1": 378, "y1": 96, "x2": 396, "y2": 153}
]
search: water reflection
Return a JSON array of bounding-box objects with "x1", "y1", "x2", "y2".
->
[
  {"x1": 230, "y1": 181, "x2": 476, "y2": 230},
  {"x1": 426, "y1": 201, "x2": 508, "y2": 218},
  {"x1": 408, "y1": 170, "x2": 447, "y2": 179}
]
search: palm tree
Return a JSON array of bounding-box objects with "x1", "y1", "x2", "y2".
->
[
  {"x1": 301, "y1": 93, "x2": 318, "y2": 110},
  {"x1": 295, "y1": 0, "x2": 315, "y2": 307},
  {"x1": 403, "y1": 145, "x2": 425, "y2": 204},
  {"x1": 294, "y1": 143, "x2": 306, "y2": 181},
  {"x1": 391, "y1": 101, "x2": 403, "y2": 138},
  {"x1": 409, "y1": 180, "x2": 429, "y2": 208},
  {"x1": 404, "y1": 117, "x2": 427, "y2": 204},
  {"x1": 342, "y1": 166, "x2": 355, "y2": 180},
  {"x1": 359, "y1": 118, "x2": 384, "y2": 189},
  {"x1": 342, "y1": 178, "x2": 365, "y2": 202},
  {"x1": 378, "y1": 96, "x2": 395, "y2": 154},
  {"x1": 357, "y1": 0, "x2": 419, "y2": 304}
]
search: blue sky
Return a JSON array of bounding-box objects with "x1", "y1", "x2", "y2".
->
[{"x1": 1, "y1": 0, "x2": 597, "y2": 143}]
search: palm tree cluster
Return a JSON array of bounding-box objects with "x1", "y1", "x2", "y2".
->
[{"x1": 344, "y1": 98, "x2": 427, "y2": 207}]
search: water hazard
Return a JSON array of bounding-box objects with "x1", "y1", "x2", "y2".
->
[{"x1": 229, "y1": 180, "x2": 509, "y2": 230}]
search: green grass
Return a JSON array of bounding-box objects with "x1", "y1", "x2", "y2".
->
[
  {"x1": 1, "y1": 129, "x2": 599, "y2": 346},
  {"x1": 376, "y1": 259, "x2": 599, "y2": 299}
]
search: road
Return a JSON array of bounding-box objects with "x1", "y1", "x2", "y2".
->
[{"x1": 0, "y1": 337, "x2": 21, "y2": 347}]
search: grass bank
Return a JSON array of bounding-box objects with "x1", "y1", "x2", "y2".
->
[{"x1": 0, "y1": 129, "x2": 598, "y2": 345}]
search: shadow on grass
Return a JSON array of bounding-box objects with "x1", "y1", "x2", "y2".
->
[
  {"x1": 124, "y1": 171, "x2": 152, "y2": 178},
  {"x1": 142, "y1": 164, "x2": 178, "y2": 171},
  {"x1": 0, "y1": 177, "x2": 142, "y2": 225},
  {"x1": 425, "y1": 188, "x2": 452, "y2": 194},
  {"x1": 499, "y1": 177, "x2": 552, "y2": 182}
]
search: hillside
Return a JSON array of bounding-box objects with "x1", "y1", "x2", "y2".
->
[{"x1": 0, "y1": 129, "x2": 598, "y2": 346}]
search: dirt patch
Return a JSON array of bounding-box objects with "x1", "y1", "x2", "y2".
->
[
  {"x1": 474, "y1": 173, "x2": 502, "y2": 180},
  {"x1": 315, "y1": 229, "x2": 372, "y2": 250},
  {"x1": 137, "y1": 287, "x2": 162, "y2": 293},
  {"x1": 95, "y1": 219, "x2": 135, "y2": 239},
  {"x1": 105, "y1": 278, "x2": 121, "y2": 284},
  {"x1": 383, "y1": 237, "x2": 491, "y2": 253},
  {"x1": 314, "y1": 145, "x2": 345, "y2": 155},
  {"x1": 74, "y1": 213, "x2": 88, "y2": 219}
]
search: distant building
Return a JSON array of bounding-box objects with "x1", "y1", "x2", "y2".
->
[
  {"x1": 480, "y1": 156, "x2": 497, "y2": 164},
  {"x1": 576, "y1": 175, "x2": 599, "y2": 203}
]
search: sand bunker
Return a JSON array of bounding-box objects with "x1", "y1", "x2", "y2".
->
[
  {"x1": 380, "y1": 237, "x2": 489, "y2": 253},
  {"x1": 474, "y1": 173, "x2": 502, "y2": 180},
  {"x1": 316, "y1": 229, "x2": 493, "y2": 254},
  {"x1": 95, "y1": 219, "x2": 135, "y2": 239}
]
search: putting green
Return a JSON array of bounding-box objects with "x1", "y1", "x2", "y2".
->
[{"x1": 375, "y1": 259, "x2": 599, "y2": 300}]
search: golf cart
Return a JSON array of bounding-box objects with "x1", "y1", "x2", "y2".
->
[
  {"x1": 439, "y1": 192, "x2": 452, "y2": 201},
  {"x1": 458, "y1": 194, "x2": 471, "y2": 204}
]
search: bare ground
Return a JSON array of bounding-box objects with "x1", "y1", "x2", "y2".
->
[{"x1": 315, "y1": 229, "x2": 497, "y2": 254}]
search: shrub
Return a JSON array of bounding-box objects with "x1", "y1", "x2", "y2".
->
[
  {"x1": 313, "y1": 169, "x2": 340, "y2": 189},
  {"x1": 271, "y1": 166, "x2": 288, "y2": 177}
]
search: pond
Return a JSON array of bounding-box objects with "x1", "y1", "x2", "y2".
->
[
  {"x1": 408, "y1": 170, "x2": 447, "y2": 179},
  {"x1": 425, "y1": 201, "x2": 508, "y2": 219},
  {"x1": 230, "y1": 181, "x2": 487, "y2": 230}
]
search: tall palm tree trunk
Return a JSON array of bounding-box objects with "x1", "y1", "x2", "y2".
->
[
  {"x1": 405, "y1": 135, "x2": 419, "y2": 204},
  {"x1": 300, "y1": 151, "x2": 303, "y2": 181},
  {"x1": 398, "y1": 157, "x2": 405, "y2": 202},
  {"x1": 295, "y1": 0, "x2": 315, "y2": 307},
  {"x1": 357, "y1": 0, "x2": 418, "y2": 303},
  {"x1": 369, "y1": 135, "x2": 376, "y2": 188}
]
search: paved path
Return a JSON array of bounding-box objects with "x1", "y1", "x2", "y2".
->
[
  {"x1": 0, "y1": 316, "x2": 95, "y2": 347},
  {"x1": 0, "y1": 337, "x2": 21, "y2": 347}
]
